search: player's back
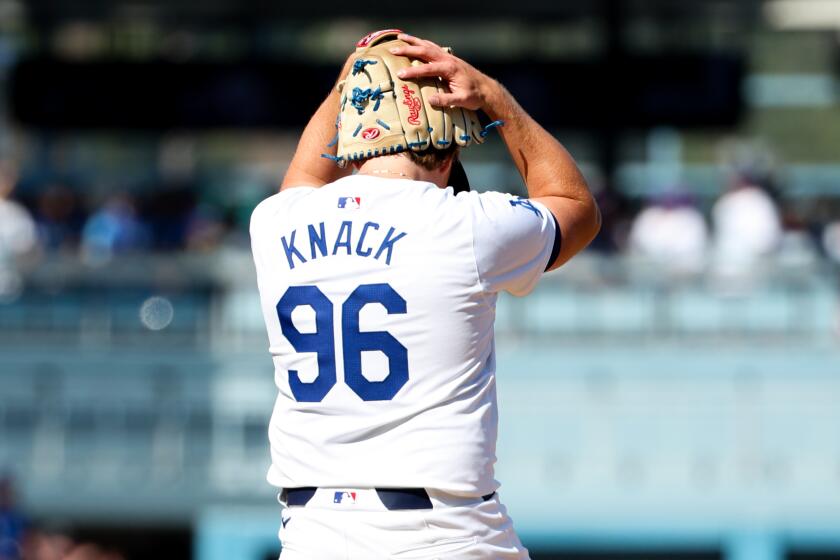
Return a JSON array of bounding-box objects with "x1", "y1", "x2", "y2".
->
[{"x1": 250, "y1": 174, "x2": 557, "y2": 496}]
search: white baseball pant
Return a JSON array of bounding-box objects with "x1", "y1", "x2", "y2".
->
[{"x1": 277, "y1": 488, "x2": 530, "y2": 559}]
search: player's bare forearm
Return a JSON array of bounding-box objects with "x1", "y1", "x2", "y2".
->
[
  {"x1": 391, "y1": 33, "x2": 600, "y2": 269},
  {"x1": 479, "y1": 81, "x2": 585, "y2": 201},
  {"x1": 281, "y1": 58, "x2": 355, "y2": 190},
  {"x1": 479, "y1": 79, "x2": 601, "y2": 268}
]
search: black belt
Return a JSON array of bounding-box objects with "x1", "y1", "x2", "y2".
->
[{"x1": 284, "y1": 487, "x2": 495, "y2": 510}]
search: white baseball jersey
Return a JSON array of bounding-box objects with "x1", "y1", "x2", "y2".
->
[{"x1": 250, "y1": 173, "x2": 559, "y2": 497}]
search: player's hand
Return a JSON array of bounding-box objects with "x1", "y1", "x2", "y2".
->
[{"x1": 389, "y1": 33, "x2": 492, "y2": 111}]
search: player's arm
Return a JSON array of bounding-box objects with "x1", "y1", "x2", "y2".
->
[
  {"x1": 391, "y1": 34, "x2": 601, "y2": 270},
  {"x1": 280, "y1": 56, "x2": 357, "y2": 191}
]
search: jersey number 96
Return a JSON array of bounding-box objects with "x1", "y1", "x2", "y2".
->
[{"x1": 276, "y1": 283, "x2": 408, "y2": 402}]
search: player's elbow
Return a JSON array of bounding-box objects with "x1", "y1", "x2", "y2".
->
[
  {"x1": 572, "y1": 182, "x2": 601, "y2": 249},
  {"x1": 545, "y1": 192, "x2": 601, "y2": 271},
  {"x1": 583, "y1": 194, "x2": 602, "y2": 247}
]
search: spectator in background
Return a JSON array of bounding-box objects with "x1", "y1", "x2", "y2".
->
[
  {"x1": 628, "y1": 189, "x2": 708, "y2": 274},
  {"x1": 823, "y1": 221, "x2": 840, "y2": 265},
  {"x1": 21, "y1": 530, "x2": 125, "y2": 560},
  {"x1": 0, "y1": 162, "x2": 37, "y2": 299},
  {"x1": 588, "y1": 180, "x2": 635, "y2": 254},
  {"x1": 81, "y1": 194, "x2": 150, "y2": 263},
  {"x1": 0, "y1": 162, "x2": 37, "y2": 259},
  {"x1": 140, "y1": 186, "x2": 196, "y2": 250},
  {"x1": 0, "y1": 475, "x2": 27, "y2": 560},
  {"x1": 184, "y1": 203, "x2": 229, "y2": 252},
  {"x1": 812, "y1": 196, "x2": 840, "y2": 266},
  {"x1": 712, "y1": 173, "x2": 782, "y2": 271},
  {"x1": 776, "y1": 203, "x2": 820, "y2": 268},
  {"x1": 35, "y1": 183, "x2": 84, "y2": 252}
]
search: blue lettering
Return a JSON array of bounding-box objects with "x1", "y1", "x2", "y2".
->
[
  {"x1": 333, "y1": 221, "x2": 353, "y2": 255},
  {"x1": 281, "y1": 230, "x2": 307, "y2": 270},
  {"x1": 509, "y1": 198, "x2": 542, "y2": 218},
  {"x1": 374, "y1": 227, "x2": 407, "y2": 265},
  {"x1": 355, "y1": 222, "x2": 379, "y2": 257},
  {"x1": 309, "y1": 222, "x2": 328, "y2": 259}
]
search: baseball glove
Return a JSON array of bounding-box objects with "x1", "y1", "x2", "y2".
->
[{"x1": 327, "y1": 29, "x2": 500, "y2": 167}]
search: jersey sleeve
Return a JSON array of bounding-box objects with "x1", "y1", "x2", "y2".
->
[{"x1": 468, "y1": 191, "x2": 561, "y2": 296}]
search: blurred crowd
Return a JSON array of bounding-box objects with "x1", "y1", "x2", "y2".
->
[
  {"x1": 2, "y1": 157, "x2": 840, "y2": 280},
  {"x1": 0, "y1": 159, "x2": 254, "y2": 264},
  {"x1": 591, "y1": 171, "x2": 840, "y2": 275}
]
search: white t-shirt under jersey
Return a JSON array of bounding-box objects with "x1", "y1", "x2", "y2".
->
[{"x1": 250, "y1": 174, "x2": 558, "y2": 497}]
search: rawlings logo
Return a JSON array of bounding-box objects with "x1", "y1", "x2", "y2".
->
[
  {"x1": 361, "y1": 127, "x2": 380, "y2": 140},
  {"x1": 357, "y1": 29, "x2": 403, "y2": 48},
  {"x1": 401, "y1": 84, "x2": 422, "y2": 126}
]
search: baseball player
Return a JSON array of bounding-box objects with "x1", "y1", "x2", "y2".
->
[{"x1": 250, "y1": 30, "x2": 600, "y2": 559}]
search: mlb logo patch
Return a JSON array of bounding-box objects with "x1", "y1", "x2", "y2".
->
[
  {"x1": 338, "y1": 196, "x2": 361, "y2": 209},
  {"x1": 333, "y1": 491, "x2": 357, "y2": 504}
]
